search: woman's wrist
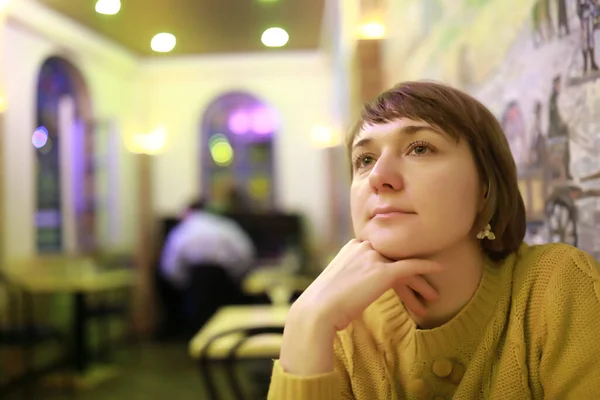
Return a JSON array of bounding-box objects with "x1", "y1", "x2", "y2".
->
[{"x1": 279, "y1": 305, "x2": 337, "y2": 375}]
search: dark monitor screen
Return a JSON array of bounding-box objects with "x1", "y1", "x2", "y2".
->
[
  {"x1": 224, "y1": 212, "x2": 303, "y2": 260},
  {"x1": 159, "y1": 213, "x2": 305, "y2": 261}
]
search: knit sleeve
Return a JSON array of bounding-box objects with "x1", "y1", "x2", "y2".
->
[
  {"x1": 267, "y1": 336, "x2": 354, "y2": 399},
  {"x1": 539, "y1": 248, "x2": 600, "y2": 398}
]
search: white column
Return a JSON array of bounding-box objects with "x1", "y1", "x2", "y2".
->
[
  {"x1": 58, "y1": 95, "x2": 78, "y2": 254},
  {"x1": 95, "y1": 118, "x2": 121, "y2": 247},
  {"x1": 0, "y1": 0, "x2": 13, "y2": 266},
  {"x1": 106, "y1": 120, "x2": 121, "y2": 246}
]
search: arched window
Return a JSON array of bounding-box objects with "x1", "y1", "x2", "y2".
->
[
  {"x1": 35, "y1": 57, "x2": 95, "y2": 253},
  {"x1": 200, "y1": 92, "x2": 278, "y2": 211}
]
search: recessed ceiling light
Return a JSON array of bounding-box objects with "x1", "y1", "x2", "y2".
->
[
  {"x1": 358, "y1": 22, "x2": 386, "y2": 39},
  {"x1": 0, "y1": 0, "x2": 14, "y2": 12},
  {"x1": 95, "y1": 0, "x2": 121, "y2": 15},
  {"x1": 151, "y1": 33, "x2": 177, "y2": 53},
  {"x1": 261, "y1": 27, "x2": 289, "y2": 48}
]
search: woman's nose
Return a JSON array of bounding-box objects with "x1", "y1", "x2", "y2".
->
[{"x1": 368, "y1": 153, "x2": 404, "y2": 192}]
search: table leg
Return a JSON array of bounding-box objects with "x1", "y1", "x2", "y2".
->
[{"x1": 73, "y1": 292, "x2": 88, "y2": 373}]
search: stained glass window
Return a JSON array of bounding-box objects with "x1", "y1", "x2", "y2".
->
[
  {"x1": 201, "y1": 92, "x2": 277, "y2": 211},
  {"x1": 35, "y1": 57, "x2": 96, "y2": 253}
]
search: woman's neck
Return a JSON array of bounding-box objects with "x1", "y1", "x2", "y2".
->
[{"x1": 398, "y1": 239, "x2": 485, "y2": 329}]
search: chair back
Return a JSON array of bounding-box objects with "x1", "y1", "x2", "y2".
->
[{"x1": 186, "y1": 265, "x2": 245, "y2": 332}]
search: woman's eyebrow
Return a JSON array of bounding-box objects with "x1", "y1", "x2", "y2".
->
[{"x1": 352, "y1": 125, "x2": 442, "y2": 151}]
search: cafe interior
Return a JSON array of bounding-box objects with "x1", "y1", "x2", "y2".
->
[{"x1": 2, "y1": 0, "x2": 599, "y2": 399}]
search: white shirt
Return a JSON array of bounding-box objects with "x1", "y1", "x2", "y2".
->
[{"x1": 160, "y1": 212, "x2": 255, "y2": 288}]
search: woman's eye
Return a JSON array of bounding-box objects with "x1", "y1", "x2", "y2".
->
[
  {"x1": 354, "y1": 154, "x2": 375, "y2": 169},
  {"x1": 361, "y1": 156, "x2": 374, "y2": 166},
  {"x1": 408, "y1": 142, "x2": 433, "y2": 156},
  {"x1": 413, "y1": 146, "x2": 428, "y2": 155}
]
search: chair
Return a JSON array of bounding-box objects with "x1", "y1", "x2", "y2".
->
[
  {"x1": 189, "y1": 304, "x2": 288, "y2": 400},
  {"x1": 186, "y1": 265, "x2": 247, "y2": 334},
  {"x1": 197, "y1": 325, "x2": 285, "y2": 400},
  {"x1": 0, "y1": 271, "x2": 66, "y2": 398}
]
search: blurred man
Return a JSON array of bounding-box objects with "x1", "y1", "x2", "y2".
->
[
  {"x1": 160, "y1": 198, "x2": 255, "y2": 289},
  {"x1": 155, "y1": 198, "x2": 256, "y2": 338}
]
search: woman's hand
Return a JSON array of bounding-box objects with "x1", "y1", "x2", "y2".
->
[
  {"x1": 398, "y1": 274, "x2": 439, "y2": 317},
  {"x1": 279, "y1": 239, "x2": 442, "y2": 375}
]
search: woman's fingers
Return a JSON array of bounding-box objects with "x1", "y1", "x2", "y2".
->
[
  {"x1": 385, "y1": 259, "x2": 443, "y2": 282},
  {"x1": 405, "y1": 275, "x2": 439, "y2": 301},
  {"x1": 396, "y1": 285, "x2": 428, "y2": 317},
  {"x1": 384, "y1": 260, "x2": 441, "y2": 317}
]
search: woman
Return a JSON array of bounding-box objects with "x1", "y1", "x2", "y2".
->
[{"x1": 268, "y1": 81, "x2": 600, "y2": 399}]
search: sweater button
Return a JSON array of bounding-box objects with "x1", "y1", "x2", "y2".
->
[
  {"x1": 406, "y1": 379, "x2": 429, "y2": 399},
  {"x1": 432, "y1": 359, "x2": 453, "y2": 378}
]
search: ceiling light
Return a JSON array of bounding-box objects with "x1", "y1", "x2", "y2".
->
[
  {"x1": 95, "y1": 0, "x2": 121, "y2": 15},
  {"x1": 261, "y1": 27, "x2": 289, "y2": 48},
  {"x1": 0, "y1": 0, "x2": 14, "y2": 12},
  {"x1": 358, "y1": 22, "x2": 386, "y2": 39},
  {"x1": 151, "y1": 33, "x2": 177, "y2": 53}
]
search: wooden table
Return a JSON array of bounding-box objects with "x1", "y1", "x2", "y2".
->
[
  {"x1": 6, "y1": 257, "x2": 134, "y2": 294},
  {"x1": 189, "y1": 305, "x2": 289, "y2": 400},
  {"x1": 5, "y1": 258, "x2": 135, "y2": 377},
  {"x1": 9, "y1": 268, "x2": 134, "y2": 294}
]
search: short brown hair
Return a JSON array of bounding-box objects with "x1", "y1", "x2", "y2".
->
[{"x1": 347, "y1": 81, "x2": 526, "y2": 261}]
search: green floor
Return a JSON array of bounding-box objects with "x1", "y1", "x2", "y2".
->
[{"x1": 6, "y1": 341, "x2": 273, "y2": 400}]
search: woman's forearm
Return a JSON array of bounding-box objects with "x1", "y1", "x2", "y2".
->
[{"x1": 279, "y1": 305, "x2": 337, "y2": 376}]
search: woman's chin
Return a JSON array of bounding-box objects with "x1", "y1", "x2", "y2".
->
[
  {"x1": 369, "y1": 240, "x2": 418, "y2": 261},
  {"x1": 359, "y1": 227, "x2": 433, "y2": 260}
]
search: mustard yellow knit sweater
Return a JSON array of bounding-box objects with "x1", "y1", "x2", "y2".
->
[{"x1": 268, "y1": 243, "x2": 600, "y2": 399}]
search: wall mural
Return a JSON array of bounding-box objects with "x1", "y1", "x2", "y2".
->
[{"x1": 473, "y1": 0, "x2": 600, "y2": 259}]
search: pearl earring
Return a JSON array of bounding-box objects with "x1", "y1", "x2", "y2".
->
[{"x1": 477, "y1": 224, "x2": 496, "y2": 240}]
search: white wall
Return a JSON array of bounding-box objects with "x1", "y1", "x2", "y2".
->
[
  {"x1": 1, "y1": 0, "x2": 338, "y2": 260},
  {"x1": 140, "y1": 52, "x2": 334, "y2": 245},
  {"x1": 1, "y1": 0, "x2": 140, "y2": 262}
]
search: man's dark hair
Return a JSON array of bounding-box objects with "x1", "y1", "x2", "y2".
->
[{"x1": 187, "y1": 198, "x2": 206, "y2": 212}]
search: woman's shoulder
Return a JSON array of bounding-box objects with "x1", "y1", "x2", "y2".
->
[
  {"x1": 511, "y1": 242, "x2": 600, "y2": 310},
  {"x1": 513, "y1": 242, "x2": 599, "y2": 280}
]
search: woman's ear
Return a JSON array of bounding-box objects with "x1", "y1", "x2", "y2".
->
[
  {"x1": 478, "y1": 181, "x2": 489, "y2": 212},
  {"x1": 483, "y1": 180, "x2": 490, "y2": 199}
]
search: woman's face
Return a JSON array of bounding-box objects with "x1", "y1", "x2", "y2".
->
[{"x1": 350, "y1": 118, "x2": 483, "y2": 261}]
